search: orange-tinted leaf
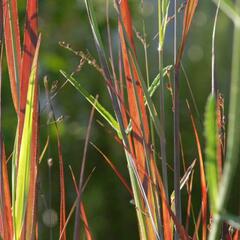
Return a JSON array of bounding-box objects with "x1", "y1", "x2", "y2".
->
[
  {"x1": 176, "y1": 0, "x2": 198, "y2": 66},
  {"x1": 19, "y1": 0, "x2": 38, "y2": 149},
  {"x1": 117, "y1": 1, "x2": 159, "y2": 238},
  {"x1": 0, "y1": 144, "x2": 13, "y2": 240},
  {"x1": 69, "y1": 167, "x2": 92, "y2": 240},
  {"x1": 233, "y1": 230, "x2": 239, "y2": 240},
  {"x1": 186, "y1": 100, "x2": 207, "y2": 240},
  {"x1": 23, "y1": 3, "x2": 39, "y2": 236},
  {"x1": 3, "y1": 0, "x2": 21, "y2": 112},
  {"x1": 152, "y1": 160, "x2": 172, "y2": 240},
  {"x1": 118, "y1": 0, "x2": 150, "y2": 182}
]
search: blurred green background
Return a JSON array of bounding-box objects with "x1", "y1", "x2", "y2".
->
[{"x1": 2, "y1": 0, "x2": 238, "y2": 239}]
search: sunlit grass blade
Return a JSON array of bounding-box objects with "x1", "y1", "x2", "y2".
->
[
  {"x1": 60, "y1": 70, "x2": 121, "y2": 138},
  {"x1": 22, "y1": 3, "x2": 39, "y2": 238},
  {"x1": 118, "y1": 0, "x2": 150, "y2": 184},
  {"x1": 176, "y1": 0, "x2": 199, "y2": 66},
  {"x1": 85, "y1": 1, "x2": 162, "y2": 239},
  {"x1": 84, "y1": 0, "x2": 129, "y2": 150},
  {"x1": 13, "y1": 35, "x2": 41, "y2": 239},
  {"x1": 148, "y1": 65, "x2": 172, "y2": 98},
  {"x1": 204, "y1": 95, "x2": 218, "y2": 213},
  {"x1": 118, "y1": 1, "x2": 162, "y2": 237},
  {"x1": 158, "y1": 0, "x2": 170, "y2": 207},
  {"x1": 61, "y1": 67, "x2": 172, "y2": 139},
  {"x1": 2, "y1": 0, "x2": 21, "y2": 112},
  {"x1": 19, "y1": 0, "x2": 38, "y2": 146}
]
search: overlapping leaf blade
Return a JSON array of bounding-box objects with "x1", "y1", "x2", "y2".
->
[{"x1": 13, "y1": 35, "x2": 41, "y2": 239}]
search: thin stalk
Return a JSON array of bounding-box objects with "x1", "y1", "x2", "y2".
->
[
  {"x1": 0, "y1": 23, "x2": 3, "y2": 232},
  {"x1": 141, "y1": 3, "x2": 163, "y2": 235},
  {"x1": 211, "y1": 0, "x2": 221, "y2": 96},
  {"x1": 173, "y1": 0, "x2": 181, "y2": 239},
  {"x1": 141, "y1": 2, "x2": 156, "y2": 164},
  {"x1": 126, "y1": 152, "x2": 148, "y2": 240},
  {"x1": 158, "y1": 0, "x2": 169, "y2": 203},
  {"x1": 73, "y1": 98, "x2": 96, "y2": 240},
  {"x1": 209, "y1": 0, "x2": 240, "y2": 239}
]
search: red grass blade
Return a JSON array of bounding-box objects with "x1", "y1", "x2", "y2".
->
[
  {"x1": 118, "y1": 1, "x2": 160, "y2": 238},
  {"x1": 18, "y1": 0, "x2": 38, "y2": 150},
  {"x1": 2, "y1": 0, "x2": 21, "y2": 112},
  {"x1": 154, "y1": 164, "x2": 172, "y2": 239},
  {"x1": 186, "y1": 100, "x2": 207, "y2": 240},
  {"x1": 153, "y1": 159, "x2": 192, "y2": 240},
  {"x1": 185, "y1": 170, "x2": 194, "y2": 232},
  {"x1": 80, "y1": 202, "x2": 92, "y2": 240},
  {"x1": 118, "y1": 0, "x2": 150, "y2": 183},
  {"x1": 233, "y1": 230, "x2": 239, "y2": 240},
  {"x1": 192, "y1": 208, "x2": 202, "y2": 240},
  {"x1": 69, "y1": 166, "x2": 92, "y2": 240},
  {"x1": 90, "y1": 142, "x2": 133, "y2": 196},
  {"x1": 176, "y1": 0, "x2": 198, "y2": 67},
  {"x1": 0, "y1": 144, "x2": 13, "y2": 240},
  {"x1": 117, "y1": 2, "x2": 166, "y2": 238},
  {"x1": 22, "y1": 3, "x2": 39, "y2": 232}
]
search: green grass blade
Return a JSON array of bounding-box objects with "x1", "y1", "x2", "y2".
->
[
  {"x1": 212, "y1": 0, "x2": 240, "y2": 25},
  {"x1": 13, "y1": 35, "x2": 41, "y2": 239},
  {"x1": 209, "y1": 0, "x2": 240, "y2": 237},
  {"x1": 147, "y1": 65, "x2": 172, "y2": 98},
  {"x1": 204, "y1": 95, "x2": 218, "y2": 213},
  {"x1": 60, "y1": 71, "x2": 121, "y2": 138}
]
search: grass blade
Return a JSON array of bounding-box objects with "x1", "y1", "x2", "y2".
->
[
  {"x1": 176, "y1": 0, "x2": 199, "y2": 66},
  {"x1": 204, "y1": 95, "x2": 218, "y2": 213},
  {"x1": 2, "y1": 0, "x2": 21, "y2": 112},
  {"x1": 90, "y1": 142, "x2": 133, "y2": 196},
  {"x1": 73, "y1": 97, "x2": 96, "y2": 240},
  {"x1": 19, "y1": 0, "x2": 38, "y2": 148},
  {"x1": 60, "y1": 70, "x2": 121, "y2": 138},
  {"x1": 212, "y1": 0, "x2": 240, "y2": 25},
  {"x1": 13, "y1": 35, "x2": 41, "y2": 239},
  {"x1": 0, "y1": 145, "x2": 13, "y2": 240},
  {"x1": 186, "y1": 100, "x2": 207, "y2": 240},
  {"x1": 44, "y1": 77, "x2": 67, "y2": 240},
  {"x1": 209, "y1": 0, "x2": 240, "y2": 238},
  {"x1": 22, "y1": 2, "x2": 39, "y2": 238}
]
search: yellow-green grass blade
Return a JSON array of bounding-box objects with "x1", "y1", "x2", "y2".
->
[
  {"x1": 204, "y1": 95, "x2": 218, "y2": 213},
  {"x1": 147, "y1": 65, "x2": 172, "y2": 98},
  {"x1": 13, "y1": 35, "x2": 41, "y2": 239},
  {"x1": 60, "y1": 70, "x2": 121, "y2": 139},
  {"x1": 61, "y1": 66, "x2": 171, "y2": 140}
]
